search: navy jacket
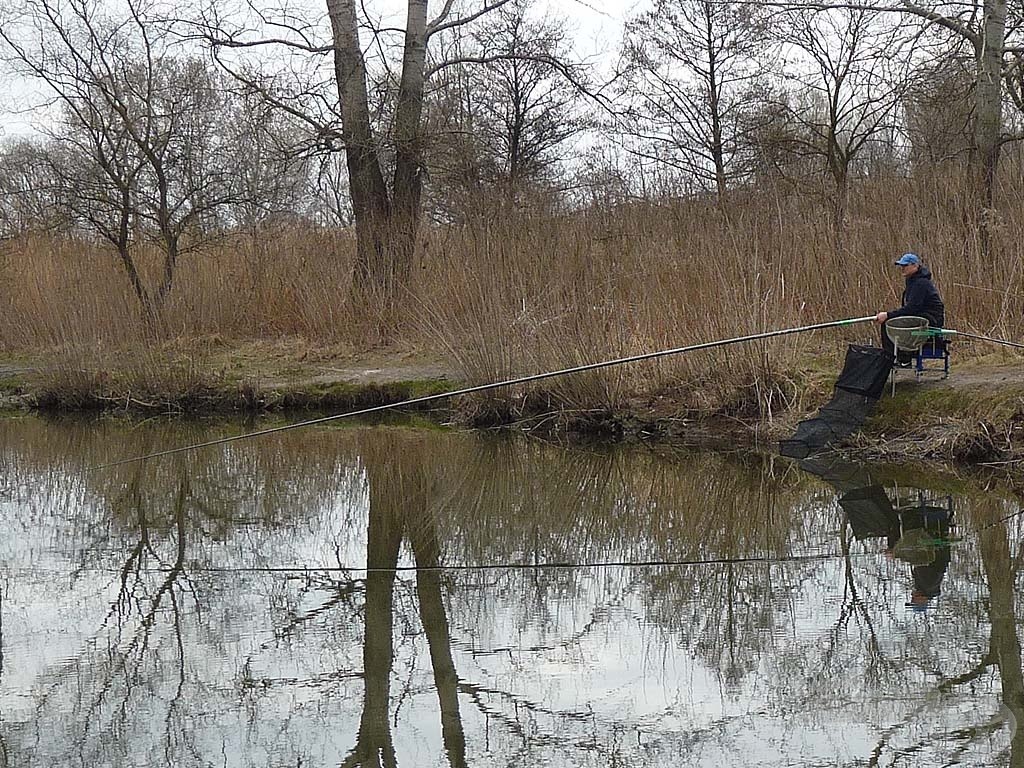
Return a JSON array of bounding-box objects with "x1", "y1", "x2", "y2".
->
[{"x1": 889, "y1": 266, "x2": 945, "y2": 327}]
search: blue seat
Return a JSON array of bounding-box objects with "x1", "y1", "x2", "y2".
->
[{"x1": 915, "y1": 336, "x2": 950, "y2": 379}]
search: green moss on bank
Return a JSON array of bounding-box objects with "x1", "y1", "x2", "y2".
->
[
  {"x1": 0, "y1": 373, "x2": 29, "y2": 414},
  {"x1": 871, "y1": 385, "x2": 1024, "y2": 429},
  {"x1": 19, "y1": 367, "x2": 454, "y2": 417}
]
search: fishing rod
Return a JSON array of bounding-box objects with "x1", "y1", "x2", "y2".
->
[
  {"x1": 95, "y1": 315, "x2": 877, "y2": 470},
  {"x1": 28, "y1": 550, "x2": 852, "y2": 576},
  {"x1": 913, "y1": 327, "x2": 1024, "y2": 350}
]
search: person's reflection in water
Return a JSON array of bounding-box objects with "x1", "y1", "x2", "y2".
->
[
  {"x1": 884, "y1": 496, "x2": 953, "y2": 612},
  {"x1": 823, "y1": 462, "x2": 954, "y2": 613}
]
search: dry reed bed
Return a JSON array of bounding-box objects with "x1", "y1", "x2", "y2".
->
[{"x1": 2, "y1": 173, "x2": 1023, "y2": 421}]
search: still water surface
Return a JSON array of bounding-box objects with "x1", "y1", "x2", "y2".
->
[{"x1": 0, "y1": 417, "x2": 1022, "y2": 767}]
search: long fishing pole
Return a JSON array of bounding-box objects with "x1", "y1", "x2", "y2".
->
[
  {"x1": 94, "y1": 315, "x2": 877, "y2": 470},
  {"x1": 914, "y1": 328, "x2": 1024, "y2": 350},
  {"x1": 948, "y1": 331, "x2": 1024, "y2": 350}
]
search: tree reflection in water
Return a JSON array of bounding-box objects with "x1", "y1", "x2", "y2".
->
[
  {"x1": 342, "y1": 431, "x2": 467, "y2": 768},
  {"x1": 978, "y1": 502, "x2": 1024, "y2": 768},
  {"x1": 0, "y1": 418, "x2": 1023, "y2": 765},
  {"x1": 0, "y1": 577, "x2": 7, "y2": 768}
]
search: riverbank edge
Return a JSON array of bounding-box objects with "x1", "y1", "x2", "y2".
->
[
  {"x1": 0, "y1": 372, "x2": 455, "y2": 418},
  {"x1": 3, "y1": 361, "x2": 1024, "y2": 465}
]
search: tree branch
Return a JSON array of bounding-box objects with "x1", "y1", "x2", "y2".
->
[
  {"x1": 899, "y1": 0, "x2": 980, "y2": 48},
  {"x1": 426, "y1": 52, "x2": 611, "y2": 112},
  {"x1": 427, "y1": 0, "x2": 512, "y2": 39}
]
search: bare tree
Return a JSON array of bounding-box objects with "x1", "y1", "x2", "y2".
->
[
  {"x1": 197, "y1": 0, "x2": 524, "y2": 331},
  {"x1": 0, "y1": 139, "x2": 65, "y2": 238},
  {"x1": 899, "y1": 0, "x2": 1024, "y2": 240},
  {"x1": 0, "y1": 0, "x2": 254, "y2": 328},
  {"x1": 310, "y1": 151, "x2": 355, "y2": 227},
  {"x1": 903, "y1": 54, "x2": 975, "y2": 167},
  {"x1": 464, "y1": 1, "x2": 581, "y2": 193},
  {"x1": 412, "y1": 0, "x2": 584, "y2": 221},
  {"x1": 222, "y1": 87, "x2": 316, "y2": 231},
  {"x1": 616, "y1": 0, "x2": 771, "y2": 202},
  {"x1": 766, "y1": 7, "x2": 917, "y2": 231}
]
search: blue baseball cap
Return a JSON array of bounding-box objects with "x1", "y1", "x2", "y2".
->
[
  {"x1": 907, "y1": 591, "x2": 934, "y2": 612},
  {"x1": 895, "y1": 253, "x2": 920, "y2": 266}
]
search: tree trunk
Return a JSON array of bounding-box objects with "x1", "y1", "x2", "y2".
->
[
  {"x1": 116, "y1": 243, "x2": 159, "y2": 331},
  {"x1": 327, "y1": 0, "x2": 394, "y2": 312},
  {"x1": 157, "y1": 233, "x2": 178, "y2": 307},
  {"x1": 111, "y1": 193, "x2": 160, "y2": 332},
  {"x1": 974, "y1": 0, "x2": 1006, "y2": 260},
  {"x1": 390, "y1": 0, "x2": 429, "y2": 301},
  {"x1": 704, "y1": 10, "x2": 727, "y2": 203},
  {"x1": 974, "y1": 0, "x2": 1006, "y2": 210},
  {"x1": 828, "y1": 145, "x2": 849, "y2": 239}
]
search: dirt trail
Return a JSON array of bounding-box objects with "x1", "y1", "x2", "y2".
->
[
  {"x1": 898, "y1": 357, "x2": 1024, "y2": 392},
  {"x1": 0, "y1": 345, "x2": 455, "y2": 387},
  {"x1": 213, "y1": 343, "x2": 455, "y2": 388},
  {"x1": 0, "y1": 349, "x2": 1018, "y2": 392},
  {"x1": 257, "y1": 357, "x2": 452, "y2": 389}
]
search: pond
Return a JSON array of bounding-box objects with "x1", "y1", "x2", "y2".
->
[{"x1": 0, "y1": 416, "x2": 1021, "y2": 767}]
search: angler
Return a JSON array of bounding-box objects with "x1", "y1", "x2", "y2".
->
[{"x1": 874, "y1": 253, "x2": 945, "y2": 363}]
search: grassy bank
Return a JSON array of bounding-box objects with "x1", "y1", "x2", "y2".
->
[
  {"x1": 0, "y1": 344, "x2": 453, "y2": 416},
  {"x1": 2, "y1": 169, "x2": 1024, "y2": 444},
  {"x1": 851, "y1": 363, "x2": 1024, "y2": 464}
]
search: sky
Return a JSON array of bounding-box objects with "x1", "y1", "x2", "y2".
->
[{"x1": 0, "y1": 0, "x2": 645, "y2": 139}]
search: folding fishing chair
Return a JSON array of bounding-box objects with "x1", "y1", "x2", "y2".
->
[
  {"x1": 884, "y1": 317, "x2": 952, "y2": 392},
  {"x1": 914, "y1": 335, "x2": 951, "y2": 380}
]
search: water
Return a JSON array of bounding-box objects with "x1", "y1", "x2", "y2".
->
[{"x1": 0, "y1": 416, "x2": 1021, "y2": 767}]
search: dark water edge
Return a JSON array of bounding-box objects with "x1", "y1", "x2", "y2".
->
[
  {"x1": 3, "y1": 367, "x2": 1017, "y2": 465},
  {"x1": 0, "y1": 415, "x2": 1022, "y2": 767},
  {"x1": 0, "y1": 375, "x2": 454, "y2": 415}
]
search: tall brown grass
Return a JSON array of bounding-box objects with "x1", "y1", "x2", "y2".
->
[{"x1": 2, "y1": 167, "x2": 1022, "y2": 417}]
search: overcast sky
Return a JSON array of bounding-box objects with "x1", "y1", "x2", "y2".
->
[{"x1": 0, "y1": 0, "x2": 645, "y2": 139}]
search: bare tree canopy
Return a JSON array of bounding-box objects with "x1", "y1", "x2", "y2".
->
[
  {"x1": 3, "y1": 0, "x2": 1024, "y2": 333},
  {"x1": 0, "y1": 0, "x2": 313, "y2": 326},
  {"x1": 617, "y1": 0, "x2": 773, "y2": 201},
  {"x1": 765, "y1": 7, "x2": 918, "y2": 228},
  {"x1": 425, "y1": 0, "x2": 584, "y2": 216}
]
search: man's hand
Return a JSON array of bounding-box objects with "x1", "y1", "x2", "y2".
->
[{"x1": 875, "y1": 311, "x2": 888, "y2": 324}]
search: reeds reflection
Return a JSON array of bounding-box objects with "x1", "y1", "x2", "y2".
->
[{"x1": 0, "y1": 417, "x2": 1022, "y2": 766}]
